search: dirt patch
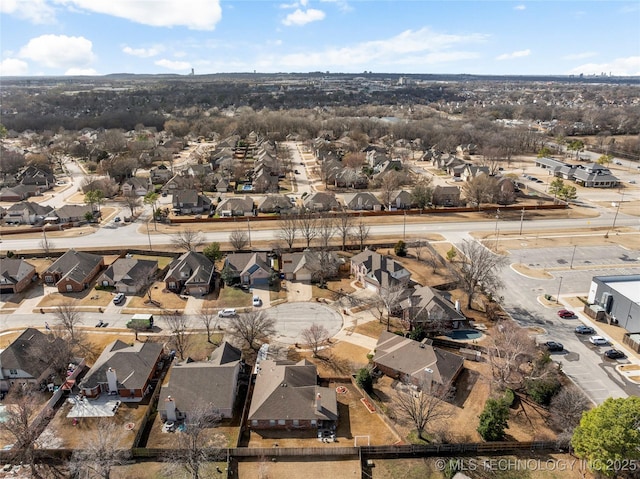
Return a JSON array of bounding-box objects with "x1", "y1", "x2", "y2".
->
[
  {"x1": 619, "y1": 364, "x2": 640, "y2": 372},
  {"x1": 238, "y1": 457, "x2": 361, "y2": 479},
  {"x1": 512, "y1": 263, "x2": 554, "y2": 280},
  {"x1": 124, "y1": 282, "x2": 187, "y2": 311},
  {"x1": 290, "y1": 341, "x2": 370, "y2": 377},
  {"x1": 36, "y1": 288, "x2": 112, "y2": 309}
]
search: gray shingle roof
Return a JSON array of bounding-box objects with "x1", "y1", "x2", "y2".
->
[
  {"x1": 100, "y1": 258, "x2": 157, "y2": 287},
  {"x1": 0, "y1": 258, "x2": 36, "y2": 287},
  {"x1": 0, "y1": 328, "x2": 60, "y2": 379},
  {"x1": 44, "y1": 249, "x2": 103, "y2": 284}
]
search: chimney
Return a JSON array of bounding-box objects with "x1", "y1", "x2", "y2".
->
[
  {"x1": 165, "y1": 395, "x2": 177, "y2": 422},
  {"x1": 106, "y1": 367, "x2": 118, "y2": 394},
  {"x1": 315, "y1": 393, "x2": 322, "y2": 412}
]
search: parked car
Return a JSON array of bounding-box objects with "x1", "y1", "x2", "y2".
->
[
  {"x1": 545, "y1": 341, "x2": 564, "y2": 352},
  {"x1": 589, "y1": 335, "x2": 609, "y2": 346},
  {"x1": 95, "y1": 320, "x2": 105, "y2": 328},
  {"x1": 252, "y1": 296, "x2": 262, "y2": 307},
  {"x1": 575, "y1": 325, "x2": 595, "y2": 334},
  {"x1": 604, "y1": 349, "x2": 626, "y2": 359},
  {"x1": 557, "y1": 309, "x2": 575, "y2": 318},
  {"x1": 113, "y1": 292, "x2": 126, "y2": 305},
  {"x1": 114, "y1": 217, "x2": 121, "y2": 223},
  {"x1": 294, "y1": 169, "x2": 300, "y2": 174},
  {"x1": 218, "y1": 308, "x2": 237, "y2": 318}
]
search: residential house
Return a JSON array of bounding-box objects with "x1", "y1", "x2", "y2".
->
[
  {"x1": 97, "y1": 258, "x2": 158, "y2": 294},
  {"x1": 572, "y1": 163, "x2": 619, "y2": 188},
  {"x1": 79, "y1": 339, "x2": 163, "y2": 401},
  {"x1": 432, "y1": 185, "x2": 461, "y2": 207},
  {"x1": 281, "y1": 250, "x2": 339, "y2": 282},
  {"x1": 223, "y1": 252, "x2": 273, "y2": 286},
  {"x1": 256, "y1": 195, "x2": 294, "y2": 214},
  {"x1": 373, "y1": 159, "x2": 403, "y2": 178},
  {"x1": 252, "y1": 167, "x2": 278, "y2": 194},
  {"x1": 49, "y1": 204, "x2": 97, "y2": 224},
  {"x1": 401, "y1": 285, "x2": 467, "y2": 332},
  {"x1": 150, "y1": 165, "x2": 173, "y2": 184},
  {"x1": 0, "y1": 185, "x2": 33, "y2": 202},
  {"x1": 350, "y1": 250, "x2": 411, "y2": 294},
  {"x1": 0, "y1": 328, "x2": 83, "y2": 392},
  {"x1": 216, "y1": 196, "x2": 254, "y2": 217},
  {"x1": 303, "y1": 192, "x2": 340, "y2": 212},
  {"x1": 164, "y1": 251, "x2": 215, "y2": 296},
  {"x1": 366, "y1": 150, "x2": 390, "y2": 168},
  {"x1": 17, "y1": 166, "x2": 54, "y2": 189},
  {"x1": 342, "y1": 192, "x2": 382, "y2": 211},
  {"x1": 372, "y1": 331, "x2": 464, "y2": 394},
  {"x1": 248, "y1": 359, "x2": 338, "y2": 431},
  {"x1": 159, "y1": 342, "x2": 242, "y2": 421},
  {"x1": 461, "y1": 165, "x2": 490, "y2": 182},
  {"x1": 3, "y1": 201, "x2": 53, "y2": 225},
  {"x1": 172, "y1": 189, "x2": 212, "y2": 215},
  {"x1": 43, "y1": 249, "x2": 104, "y2": 293},
  {"x1": 388, "y1": 190, "x2": 413, "y2": 210},
  {"x1": 122, "y1": 177, "x2": 152, "y2": 197},
  {"x1": 0, "y1": 258, "x2": 37, "y2": 294},
  {"x1": 161, "y1": 174, "x2": 195, "y2": 193}
]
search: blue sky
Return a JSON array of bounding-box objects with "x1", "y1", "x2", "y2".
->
[{"x1": 1, "y1": 1, "x2": 639, "y2": 76}]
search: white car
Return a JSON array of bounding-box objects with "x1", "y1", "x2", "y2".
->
[
  {"x1": 252, "y1": 296, "x2": 262, "y2": 307},
  {"x1": 589, "y1": 335, "x2": 609, "y2": 346},
  {"x1": 218, "y1": 308, "x2": 237, "y2": 318}
]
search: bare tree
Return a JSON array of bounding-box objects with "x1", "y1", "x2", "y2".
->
[
  {"x1": 172, "y1": 228, "x2": 205, "y2": 252},
  {"x1": 550, "y1": 387, "x2": 591, "y2": 431},
  {"x1": 29, "y1": 329, "x2": 75, "y2": 387},
  {"x1": 334, "y1": 210, "x2": 354, "y2": 251},
  {"x1": 69, "y1": 419, "x2": 131, "y2": 479},
  {"x1": 228, "y1": 311, "x2": 276, "y2": 353},
  {"x1": 40, "y1": 228, "x2": 54, "y2": 256},
  {"x1": 392, "y1": 381, "x2": 453, "y2": 441},
  {"x1": 54, "y1": 301, "x2": 82, "y2": 343},
  {"x1": 462, "y1": 175, "x2": 499, "y2": 210},
  {"x1": 229, "y1": 229, "x2": 249, "y2": 251},
  {"x1": 378, "y1": 281, "x2": 408, "y2": 332},
  {"x1": 412, "y1": 240, "x2": 427, "y2": 261},
  {"x1": 277, "y1": 213, "x2": 298, "y2": 250},
  {"x1": 198, "y1": 308, "x2": 219, "y2": 344},
  {"x1": 457, "y1": 239, "x2": 508, "y2": 310},
  {"x1": 316, "y1": 215, "x2": 336, "y2": 249},
  {"x1": 0, "y1": 386, "x2": 42, "y2": 475},
  {"x1": 301, "y1": 323, "x2": 330, "y2": 358},
  {"x1": 297, "y1": 210, "x2": 319, "y2": 248},
  {"x1": 487, "y1": 320, "x2": 537, "y2": 389},
  {"x1": 378, "y1": 171, "x2": 401, "y2": 209},
  {"x1": 164, "y1": 311, "x2": 192, "y2": 361},
  {"x1": 165, "y1": 404, "x2": 225, "y2": 479},
  {"x1": 123, "y1": 190, "x2": 141, "y2": 217},
  {"x1": 351, "y1": 218, "x2": 370, "y2": 251}
]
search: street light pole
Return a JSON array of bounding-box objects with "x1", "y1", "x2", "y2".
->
[
  {"x1": 556, "y1": 276, "x2": 563, "y2": 304},
  {"x1": 403, "y1": 211, "x2": 406, "y2": 241},
  {"x1": 247, "y1": 217, "x2": 252, "y2": 247},
  {"x1": 519, "y1": 208, "x2": 525, "y2": 235},
  {"x1": 146, "y1": 220, "x2": 153, "y2": 252},
  {"x1": 569, "y1": 244, "x2": 577, "y2": 269}
]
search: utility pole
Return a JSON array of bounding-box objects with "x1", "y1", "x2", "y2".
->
[
  {"x1": 519, "y1": 207, "x2": 525, "y2": 235},
  {"x1": 569, "y1": 244, "x2": 577, "y2": 269},
  {"x1": 605, "y1": 190, "x2": 624, "y2": 238},
  {"x1": 403, "y1": 211, "x2": 406, "y2": 241},
  {"x1": 247, "y1": 217, "x2": 252, "y2": 247},
  {"x1": 146, "y1": 221, "x2": 153, "y2": 252},
  {"x1": 556, "y1": 276, "x2": 563, "y2": 304}
]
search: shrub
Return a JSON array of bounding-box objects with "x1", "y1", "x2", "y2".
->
[
  {"x1": 394, "y1": 240, "x2": 407, "y2": 257},
  {"x1": 526, "y1": 377, "x2": 561, "y2": 406},
  {"x1": 355, "y1": 367, "x2": 373, "y2": 393},
  {"x1": 503, "y1": 388, "x2": 515, "y2": 407},
  {"x1": 446, "y1": 247, "x2": 457, "y2": 261},
  {"x1": 477, "y1": 398, "x2": 509, "y2": 441}
]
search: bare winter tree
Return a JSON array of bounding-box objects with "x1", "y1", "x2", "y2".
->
[
  {"x1": 457, "y1": 239, "x2": 508, "y2": 310},
  {"x1": 277, "y1": 213, "x2": 298, "y2": 250},
  {"x1": 29, "y1": 329, "x2": 75, "y2": 386},
  {"x1": 229, "y1": 229, "x2": 249, "y2": 251},
  {"x1": 165, "y1": 404, "x2": 225, "y2": 479},
  {"x1": 334, "y1": 210, "x2": 354, "y2": 251},
  {"x1": 378, "y1": 171, "x2": 401, "y2": 209},
  {"x1": 54, "y1": 300, "x2": 82, "y2": 343},
  {"x1": 172, "y1": 228, "x2": 205, "y2": 252},
  {"x1": 392, "y1": 381, "x2": 453, "y2": 442},
  {"x1": 0, "y1": 385, "x2": 43, "y2": 475},
  {"x1": 228, "y1": 311, "x2": 276, "y2": 353},
  {"x1": 164, "y1": 311, "x2": 192, "y2": 361},
  {"x1": 550, "y1": 386, "x2": 591, "y2": 431},
  {"x1": 123, "y1": 190, "x2": 141, "y2": 217},
  {"x1": 316, "y1": 215, "x2": 336, "y2": 249},
  {"x1": 351, "y1": 218, "x2": 370, "y2": 251},
  {"x1": 69, "y1": 419, "x2": 131, "y2": 479},
  {"x1": 487, "y1": 320, "x2": 537, "y2": 389},
  {"x1": 40, "y1": 227, "x2": 54, "y2": 256},
  {"x1": 301, "y1": 323, "x2": 330, "y2": 358},
  {"x1": 297, "y1": 210, "x2": 319, "y2": 248},
  {"x1": 374, "y1": 281, "x2": 408, "y2": 332},
  {"x1": 462, "y1": 175, "x2": 499, "y2": 210},
  {"x1": 198, "y1": 308, "x2": 219, "y2": 344}
]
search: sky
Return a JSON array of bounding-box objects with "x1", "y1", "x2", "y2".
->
[{"x1": 1, "y1": 0, "x2": 639, "y2": 77}]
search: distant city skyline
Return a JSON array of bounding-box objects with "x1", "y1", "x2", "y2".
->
[{"x1": 1, "y1": 0, "x2": 639, "y2": 77}]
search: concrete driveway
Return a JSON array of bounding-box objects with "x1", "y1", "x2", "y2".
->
[
  {"x1": 264, "y1": 302, "x2": 343, "y2": 345},
  {"x1": 250, "y1": 285, "x2": 271, "y2": 309},
  {"x1": 284, "y1": 280, "x2": 312, "y2": 302}
]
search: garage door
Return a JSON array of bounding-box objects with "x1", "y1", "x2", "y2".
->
[
  {"x1": 251, "y1": 277, "x2": 269, "y2": 285},
  {"x1": 0, "y1": 287, "x2": 15, "y2": 295}
]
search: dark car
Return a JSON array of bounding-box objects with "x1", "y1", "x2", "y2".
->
[
  {"x1": 557, "y1": 309, "x2": 575, "y2": 318},
  {"x1": 604, "y1": 349, "x2": 626, "y2": 360},
  {"x1": 545, "y1": 341, "x2": 564, "y2": 352},
  {"x1": 575, "y1": 325, "x2": 595, "y2": 335}
]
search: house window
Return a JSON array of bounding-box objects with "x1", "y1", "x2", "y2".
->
[
  {"x1": 44, "y1": 276, "x2": 53, "y2": 283},
  {"x1": 278, "y1": 419, "x2": 285, "y2": 426},
  {"x1": 269, "y1": 420, "x2": 276, "y2": 426},
  {"x1": 9, "y1": 369, "x2": 17, "y2": 375},
  {"x1": 251, "y1": 420, "x2": 258, "y2": 427},
  {"x1": 293, "y1": 419, "x2": 299, "y2": 427},
  {"x1": 66, "y1": 284, "x2": 73, "y2": 292},
  {"x1": 311, "y1": 420, "x2": 317, "y2": 426},
  {"x1": 169, "y1": 282, "x2": 176, "y2": 290}
]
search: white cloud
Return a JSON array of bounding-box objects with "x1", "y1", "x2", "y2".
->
[
  {"x1": 514, "y1": 5, "x2": 526, "y2": 11},
  {"x1": 55, "y1": 0, "x2": 222, "y2": 30},
  {"x1": 282, "y1": 8, "x2": 325, "y2": 26},
  {"x1": 65, "y1": 67, "x2": 98, "y2": 75},
  {"x1": 274, "y1": 27, "x2": 487, "y2": 69},
  {"x1": 155, "y1": 59, "x2": 191, "y2": 71},
  {"x1": 0, "y1": 0, "x2": 56, "y2": 24},
  {"x1": 123, "y1": 46, "x2": 162, "y2": 58},
  {"x1": 0, "y1": 58, "x2": 29, "y2": 76},
  {"x1": 567, "y1": 56, "x2": 640, "y2": 76},
  {"x1": 18, "y1": 34, "x2": 95, "y2": 70},
  {"x1": 496, "y1": 49, "x2": 531, "y2": 61},
  {"x1": 320, "y1": 0, "x2": 352, "y2": 13},
  {"x1": 562, "y1": 52, "x2": 597, "y2": 61}
]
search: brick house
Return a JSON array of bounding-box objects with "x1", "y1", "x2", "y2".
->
[
  {"x1": 43, "y1": 249, "x2": 104, "y2": 293},
  {"x1": 0, "y1": 258, "x2": 37, "y2": 294}
]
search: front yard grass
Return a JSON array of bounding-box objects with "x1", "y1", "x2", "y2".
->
[
  {"x1": 125, "y1": 282, "x2": 187, "y2": 311},
  {"x1": 203, "y1": 285, "x2": 252, "y2": 309}
]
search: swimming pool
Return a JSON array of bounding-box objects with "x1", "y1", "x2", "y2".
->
[{"x1": 446, "y1": 329, "x2": 483, "y2": 340}]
